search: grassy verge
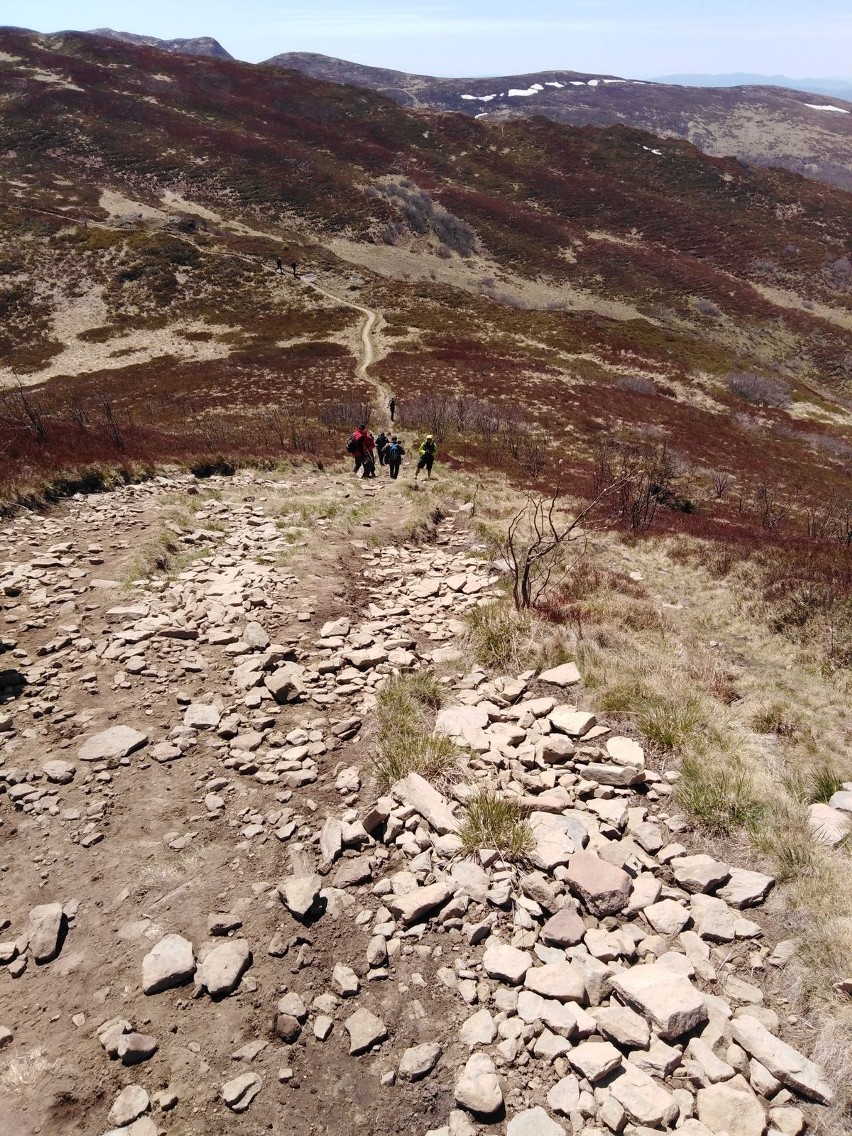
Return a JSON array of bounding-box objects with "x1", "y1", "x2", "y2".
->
[{"x1": 463, "y1": 487, "x2": 852, "y2": 1127}]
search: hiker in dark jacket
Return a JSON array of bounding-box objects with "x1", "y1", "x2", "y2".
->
[
  {"x1": 385, "y1": 436, "x2": 405, "y2": 479},
  {"x1": 375, "y1": 431, "x2": 389, "y2": 465},
  {"x1": 388, "y1": 396, "x2": 396, "y2": 422},
  {"x1": 414, "y1": 434, "x2": 437, "y2": 480},
  {"x1": 348, "y1": 423, "x2": 374, "y2": 474}
]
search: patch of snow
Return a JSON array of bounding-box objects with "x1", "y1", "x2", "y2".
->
[
  {"x1": 803, "y1": 103, "x2": 849, "y2": 113},
  {"x1": 603, "y1": 79, "x2": 626, "y2": 84},
  {"x1": 508, "y1": 83, "x2": 544, "y2": 97},
  {"x1": 461, "y1": 93, "x2": 497, "y2": 101},
  {"x1": 570, "y1": 81, "x2": 586, "y2": 86},
  {"x1": 587, "y1": 79, "x2": 600, "y2": 87},
  {"x1": 474, "y1": 112, "x2": 488, "y2": 119},
  {"x1": 642, "y1": 145, "x2": 663, "y2": 156},
  {"x1": 545, "y1": 81, "x2": 565, "y2": 88}
]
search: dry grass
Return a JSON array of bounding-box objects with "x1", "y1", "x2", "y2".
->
[
  {"x1": 0, "y1": 1049, "x2": 58, "y2": 1090},
  {"x1": 458, "y1": 789, "x2": 534, "y2": 860}
]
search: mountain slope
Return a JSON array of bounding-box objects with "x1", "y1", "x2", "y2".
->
[
  {"x1": 266, "y1": 52, "x2": 852, "y2": 192},
  {"x1": 0, "y1": 25, "x2": 851, "y2": 514}
]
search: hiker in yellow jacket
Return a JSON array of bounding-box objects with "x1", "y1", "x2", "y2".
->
[{"x1": 414, "y1": 434, "x2": 437, "y2": 480}]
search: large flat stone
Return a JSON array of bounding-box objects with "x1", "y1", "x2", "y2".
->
[
  {"x1": 524, "y1": 963, "x2": 585, "y2": 1004},
  {"x1": 507, "y1": 1106, "x2": 565, "y2": 1136},
  {"x1": 541, "y1": 906, "x2": 585, "y2": 948},
  {"x1": 345, "y1": 1007, "x2": 388, "y2": 1054},
  {"x1": 387, "y1": 881, "x2": 453, "y2": 926},
  {"x1": 28, "y1": 903, "x2": 65, "y2": 964},
  {"x1": 564, "y1": 852, "x2": 631, "y2": 917},
  {"x1": 731, "y1": 1016, "x2": 834, "y2": 1104},
  {"x1": 717, "y1": 868, "x2": 775, "y2": 909},
  {"x1": 198, "y1": 939, "x2": 251, "y2": 998},
  {"x1": 671, "y1": 854, "x2": 731, "y2": 894},
  {"x1": 78, "y1": 725, "x2": 148, "y2": 761},
  {"x1": 278, "y1": 874, "x2": 323, "y2": 920},
  {"x1": 549, "y1": 707, "x2": 596, "y2": 737},
  {"x1": 607, "y1": 1059, "x2": 679, "y2": 1128},
  {"x1": 539, "y1": 663, "x2": 581, "y2": 687},
  {"x1": 454, "y1": 1052, "x2": 503, "y2": 1116},
  {"x1": 142, "y1": 934, "x2": 195, "y2": 995},
  {"x1": 610, "y1": 960, "x2": 708, "y2": 1040},
  {"x1": 529, "y1": 813, "x2": 576, "y2": 872},
  {"x1": 483, "y1": 942, "x2": 533, "y2": 985},
  {"x1": 696, "y1": 1074, "x2": 766, "y2": 1136},
  {"x1": 393, "y1": 772, "x2": 458, "y2": 834}
]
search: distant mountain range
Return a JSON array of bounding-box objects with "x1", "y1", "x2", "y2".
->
[
  {"x1": 7, "y1": 28, "x2": 851, "y2": 191},
  {"x1": 654, "y1": 74, "x2": 852, "y2": 101},
  {"x1": 263, "y1": 52, "x2": 852, "y2": 193}
]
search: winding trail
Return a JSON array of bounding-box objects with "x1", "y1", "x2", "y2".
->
[{"x1": 304, "y1": 279, "x2": 391, "y2": 424}]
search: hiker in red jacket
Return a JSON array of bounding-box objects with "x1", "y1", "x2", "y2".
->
[{"x1": 347, "y1": 423, "x2": 375, "y2": 476}]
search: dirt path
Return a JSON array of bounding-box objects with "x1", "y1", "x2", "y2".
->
[{"x1": 303, "y1": 280, "x2": 391, "y2": 425}]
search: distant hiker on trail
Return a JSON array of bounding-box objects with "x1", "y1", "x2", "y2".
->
[
  {"x1": 275, "y1": 256, "x2": 283, "y2": 274},
  {"x1": 388, "y1": 396, "x2": 396, "y2": 422},
  {"x1": 291, "y1": 261, "x2": 299, "y2": 278},
  {"x1": 386, "y1": 436, "x2": 405, "y2": 480},
  {"x1": 415, "y1": 434, "x2": 437, "y2": 480},
  {"x1": 346, "y1": 423, "x2": 375, "y2": 475},
  {"x1": 375, "y1": 430, "x2": 389, "y2": 466}
]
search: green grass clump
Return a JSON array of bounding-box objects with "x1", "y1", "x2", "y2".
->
[
  {"x1": 125, "y1": 528, "x2": 180, "y2": 583},
  {"x1": 810, "y1": 765, "x2": 845, "y2": 804},
  {"x1": 465, "y1": 599, "x2": 528, "y2": 670},
  {"x1": 677, "y1": 754, "x2": 764, "y2": 834},
  {"x1": 373, "y1": 671, "x2": 455, "y2": 789},
  {"x1": 459, "y1": 789, "x2": 534, "y2": 860},
  {"x1": 636, "y1": 694, "x2": 704, "y2": 752}
]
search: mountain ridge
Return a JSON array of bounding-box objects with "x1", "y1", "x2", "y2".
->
[{"x1": 262, "y1": 51, "x2": 852, "y2": 193}]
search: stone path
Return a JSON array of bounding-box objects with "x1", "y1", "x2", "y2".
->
[{"x1": 0, "y1": 468, "x2": 833, "y2": 1136}]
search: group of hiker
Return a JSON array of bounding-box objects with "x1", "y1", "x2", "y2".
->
[{"x1": 347, "y1": 421, "x2": 437, "y2": 481}]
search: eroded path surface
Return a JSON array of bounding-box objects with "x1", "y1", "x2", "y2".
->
[{"x1": 0, "y1": 468, "x2": 834, "y2": 1136}]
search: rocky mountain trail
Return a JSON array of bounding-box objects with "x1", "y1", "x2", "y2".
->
[{"x1": 0, "y1": 467, "x2": 835, "y2": 1136}]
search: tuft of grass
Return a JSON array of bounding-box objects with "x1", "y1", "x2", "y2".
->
[
  {"x1": 459, "y1": 789, "x2": 534, "y2": 860},
  {"x1": 124, "y1": 528, "x2": 180, "y2": 584},
  {"x1": 751, "y1": 701, "x2": 802, "y2": 737},
  {"x1": 810, "y1": 765, "x2": 845, "y2": 804},
  {"x1": 677, "y1": 754, "x2": 765, "y2": 834},
  {"x1": 465, "y1": 599, "x2": 528, "y2": 670},
  {"x1": 373, "y1": 670, "x2": 456, "y2": 790},
  {"x1": 636, "y1": 694, "x2": 704, "y2": 752},
  {"x1": 373, "y1": 731, "x2": 459, "y2": 791}
]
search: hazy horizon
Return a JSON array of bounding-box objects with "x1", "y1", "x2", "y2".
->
[{"x1": 2, "y1": 1, "x2": 851, "y2": 80}]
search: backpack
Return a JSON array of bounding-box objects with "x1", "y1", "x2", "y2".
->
[
  {"x1": 423, "y1": 438, "x2": 436, "y2": 455},
  {"x1": 387, "y1": 442, "x2": 402, "y2": 461},
  {"x1": 346, "y1": 433, "x2": 358, "y2": 454}
]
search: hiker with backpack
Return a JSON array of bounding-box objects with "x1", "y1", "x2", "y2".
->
[
  {"x1": 388, "y1": 396, "x2": 396, "y2": 422},
  {"x1": 414, "y1": 434, "x2": 437, "y2": 480},
  {"x1": 375, "y1": 430, "x2": 389, "y2": 466},
  {"x1": 385, "y1": 436, "x2": 405, "y2": 479},
  {"x1": 346, "y1": 423, "x2": 375, "y2": 475}
]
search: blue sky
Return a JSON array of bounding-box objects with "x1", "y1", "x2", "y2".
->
[{"x1": 5, "y1": 0, "x2": 851, "y2": 77}]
